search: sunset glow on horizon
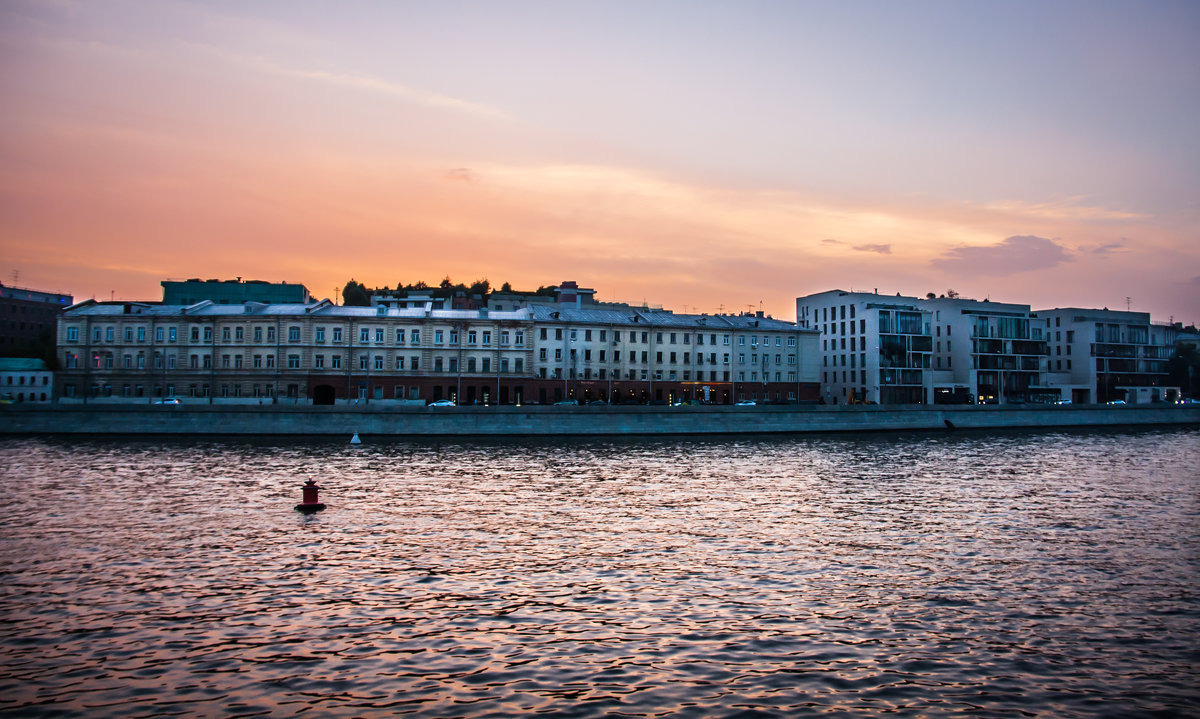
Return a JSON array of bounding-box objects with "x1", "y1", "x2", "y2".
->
[{"x1": 3, "y1": 1, "x2": 1198, "y2": 322}]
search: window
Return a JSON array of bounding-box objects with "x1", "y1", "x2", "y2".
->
[
  {"x1": 253, "y1": 327, "x2": 262, "y2": 342},
  {"x1": 234, "y1": 356, "x2": 242, "y2": 369},
  {"x1": 289, "y1": 327, "x2": 301, "y2": 343},
  {"x1": 435, "y1": 329, "x2": 444, "y2": 344},
  {"x1": 360, "y1": 328, "x2": 370, "y2": 343},
  {"x1": 124, "y1": 327, "x2": 133, "y2": 342},
  {"x1": 571, "y1": 330, "x2": 578, "y2": 342},
  {"x1": 375, "y1": 329, "x2": 384, "y2": 343},
  {"x1": 375, "y1": 355, "x2": 384, "y2": 370},
  {"x1": 501, "y1": 331, "x2": 510, "y2": 346},
  {"x1": 266, "y1": 327, "x2": 275, "y2": 342},
  {"x1": 515, "y1": 330, "x2": 524, "y2": 346},
  {"x1": 235, "y1": 327, "x2": 244, "y2": 341},
  {"x1": 360, "y1": 355, "x2": 369, "y2": 370},
  {"x1": 204, "y1": 327, "x2": 213, "y2": 343},
  {"x1": 395, "y1": 328, "x2": 404, "y2": 343},
  {"x1": 265, "y1": 354, "x2": 275, "y2": 369},
  {"x1": 222, "y1": 327, "x2": 231, "y2": 342},
  {"x1": 221, "y1": 354, "x2": 231, "y2": 368},
  {"x1": 450, "y1": 329, "x2": 459, "y2": 345},
  {"x1": 190, "y1": 327, "x2": 199, "y2": 342},
  {"x1": 482, "y1": 331, "x2": 491, "y2": 345},
  {"x1": 288, "y1": 354, "x2": 301, "y2": 369},
  {"x1": 333, "y1": 327, "x2": 343, "y2": 342},
  {"x1": 411, "y1": 356, "x2": 419, "y2": 370},
  {"x1": 540, "y1": 328, "x2": 548, "y2": 340},
  {"x1": 155, "y1": 327, "x2": 164, "y2": 342},
  {"x1": 316, "y1": 327, "x2": 326, "y2": 343},
  {"x1": 394, "y1": 356, "x2": 404, "y2": 370},
  {"x1": 331, "y1": 355, "x2": 341, "y2": 369},
  {"x1": 315, "y1": 355, "x2": 324, "y2": 369},
  {"x1": 410, "y1": 330, "x2": 420, "y2": 344},
  {"x1": 67, "y1": 327, "x2": 79, "y2": 341},
  {"x1": 253, "y1": 355, "x2": 263, "y2": 368}
]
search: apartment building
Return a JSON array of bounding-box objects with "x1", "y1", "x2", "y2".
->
[
  {"x1": 56, "y1": 298, "x2": 820, "y2": 405},
  {"x1": 796, "y1": 290, "x2": 932, "y2": 404},
  {"x1": 922, "y1": 297, "x2": 1049, "y2": 404},
  {"x1": 1035, "y1": 307, "x2": 1174, "y2": 403}
]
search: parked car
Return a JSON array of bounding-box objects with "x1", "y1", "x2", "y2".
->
[
  {"x1": 154, "y1": 397, "x2": 182, "y2": 405},
  {"x1": 1106, "y1": 399, "x2": 1127, "y2": 405},
  {"x1": 1053, "y1": 398, "x2": 1072, "y2": 405},
  {"x1": 427, "y1": 399, "x2": 455, "y2": 407},
  {"x1": 553, "y1": 399, "x2": 578, "y2": 406},
  {"x1": 587, "y1": 400, "x2": 607, "y2": 405},
  {"x1": 735, "y1": 400, "x2": 756, "y2": 406}
]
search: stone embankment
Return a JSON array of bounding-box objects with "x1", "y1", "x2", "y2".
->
[{"x1": 2, "y1": 403, "x2": 1197, "y2": 437}]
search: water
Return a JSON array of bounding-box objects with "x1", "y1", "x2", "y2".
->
[{"x1": 1, "y1": 428, "x2": 1198, "y2": 718}]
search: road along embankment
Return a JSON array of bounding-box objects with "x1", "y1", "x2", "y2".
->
[{"x1": 2, "y1": 403, "x2": 1197, "y2": 437}]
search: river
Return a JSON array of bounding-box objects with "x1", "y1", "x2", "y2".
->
[{"x1": 1, "y1": 428, "x2": 1197, "y2": 717}]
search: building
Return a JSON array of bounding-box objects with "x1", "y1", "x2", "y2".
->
[
  {"x1": 1035, "y1": 307, "x2": 1175, "y2": 403},
  {"x1": 0, "y1": 282, "x2": 73, "y2": 355},
  {"x1": 160, "y1": 278, "x2": 311, "y2": 305},
  {"x1": 55, "y1": 295, "x2": 820, "y2": 405},
  {"x1": 796, "y1": 290, "x2": 932, "y2": 404},
  {"x1": 922, "y1": 297, "x2": 1049, "y2": 404},
  {"x1": 0, "y1": 357, "x2": 54, "y2": 402}
]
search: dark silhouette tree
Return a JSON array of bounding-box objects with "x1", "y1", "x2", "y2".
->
[{"x1": 341, "y1": 279, "x2": 371, "y2": 306}]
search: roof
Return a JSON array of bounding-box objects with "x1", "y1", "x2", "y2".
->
[{"x1": 0, "y1": 358, "x2": 50, "y2": 371}]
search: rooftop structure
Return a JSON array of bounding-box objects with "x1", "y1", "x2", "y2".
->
[{"x1": 161, "y1": 278, "x2": 311, "y2": 305}]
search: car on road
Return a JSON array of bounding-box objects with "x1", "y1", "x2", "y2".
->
[
  {"x1": 1053, "y1": 398, "x2": 1072, "y2": 405},
  {"x1": 154, "y1": 397, "x2": 182, "y2": 405},
  {"x1": 554, "y1": 399, "x2": 578, "y2": 406},
  {"x1": 427, "y1": 399, "x2": 455, "y2": 407},
  {"x1": 735, "y1": 400, "x2": 756, "y2": 406},
  {"x1": 1106, "y1": 399, "x2": 1127, "y2": 405}
]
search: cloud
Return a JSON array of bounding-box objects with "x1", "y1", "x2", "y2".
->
[
  {"x1": 1083, "y1": 240, "x2": 1129, "y2": 255},
  {"x1": 821, "y1": 238, "x2": 841, "y2": 245},
  {"x1": 932, "y1": 235, "x2": 1073, "y2": 276},
  {"x1": 853, "y1": 243, "x2": 891, "y2": 254},
  {"x1": 190, "y1": 43, "x2": 508, "y2": 121}
]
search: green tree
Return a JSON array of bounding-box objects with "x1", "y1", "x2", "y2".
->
[{"x1": 341, "y1": 279, "x2": 371, "y2": 306}]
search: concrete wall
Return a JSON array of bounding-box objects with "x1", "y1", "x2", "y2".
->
[{"x1": 2, "y1": 403, "x2": 1197, "y2": 437}]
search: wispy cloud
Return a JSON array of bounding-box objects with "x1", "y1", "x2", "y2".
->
[
  {"x1": 853, "y1": 243, "x2": 891, "y2": 254},
  {"x1": 981, "y1": 198, "x2": 1144, "y2": 222},
  {"x1": 189, "y1": 43, "x2": 509, "y2": 121}
]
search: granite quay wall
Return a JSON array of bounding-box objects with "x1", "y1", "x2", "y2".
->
[{"x1": 2, "y1": 403, "x2": 1198, "y2": 437}]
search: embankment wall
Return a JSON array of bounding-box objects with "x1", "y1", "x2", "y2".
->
[{"x1": 2, "y1": 404, "x2": 1198, "y2": 437}]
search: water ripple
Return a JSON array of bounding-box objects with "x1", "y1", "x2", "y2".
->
[{"x1": 1, "y1": 428, "x2": 1198, "y2": 717}]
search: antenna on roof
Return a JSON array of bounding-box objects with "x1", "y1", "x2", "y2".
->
[{"x1": 1126, "y1": 296, "x2": 1132, "y2": 311}]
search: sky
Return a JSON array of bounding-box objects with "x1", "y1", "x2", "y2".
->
[{"x1": 2, "y1": 0, "x2": 1198, "y2": 323}]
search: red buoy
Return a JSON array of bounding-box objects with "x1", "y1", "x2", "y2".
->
[{"x1": 295, "y1": 478, "x2": 326, "y2": 513}]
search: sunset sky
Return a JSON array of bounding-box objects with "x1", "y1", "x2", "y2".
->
[{"x1": 2, "y1": 1, "x2": 1198, "y2": 323}]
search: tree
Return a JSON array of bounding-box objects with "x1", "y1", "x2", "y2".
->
[
  {"x1": 500, "y1": 281, "x2": 512, "y2": 292},
  {"x1": 1167, "y1": 344, "x2": 1200, "y2": 397},
  {"x1": 926, "y1": 292, "x2": 936, "y2": 299},
  {"x1": 468, "y1": 278, "x2": 490, "y2": 295},
  {"x1": 341, "y1": 279, "x2": 371, "y2": 306},
  {"x1": 946, "y1": 289, "x2": 959, "y2": 299}
]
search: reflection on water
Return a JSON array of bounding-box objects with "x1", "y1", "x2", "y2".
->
[{"x1": 1, "y1": 429, "x2": 1198, "y2": 717}]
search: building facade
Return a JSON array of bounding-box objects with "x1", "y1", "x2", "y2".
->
[
  {"x1": 0, "y1": 282, "x2": 73, "y2": 356},
  {"x1": 1034, "y1": 307, "x2": 1174, "y2": 403},
  {"x1": 797, "y1": 290, "x2": 933, "y2": 404},
  {"x1": 923, "y1": 297, "x2": 1049, "y2": 404},
  {"x1": 55, "y1": 299, "x2": 820, "y2": 405},
  {"x1": 0, "y1": 358, "x2": 54, "y2": 402}
]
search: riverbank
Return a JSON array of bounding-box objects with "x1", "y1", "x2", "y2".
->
[{"x1": 2, "y1": 403, "x2": 1197, "y2": 436}]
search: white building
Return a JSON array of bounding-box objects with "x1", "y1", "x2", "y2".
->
[
  {"x1": 0, "y1": 358, "x2": 54, "y2": 403},
  {"x1": 797, "y1": 290, "x2": 932, "y2": 404},
  {"x1": 922, "y1": 297, "x2": 1049, "y2": 404},
  {"x1": 1034, "y1": 307, "x2": 1175, "y2": 404}
]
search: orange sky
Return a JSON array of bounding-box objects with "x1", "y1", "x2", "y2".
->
[{"x1": 2, "y1": 1, "x2": 1198, "y2": 323}]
